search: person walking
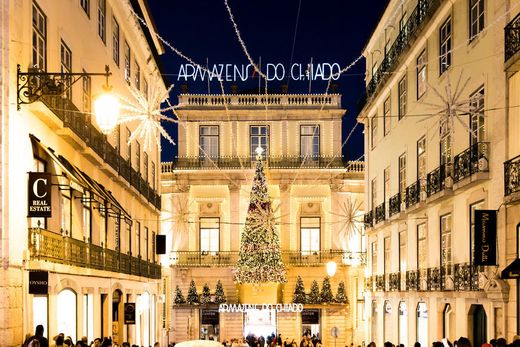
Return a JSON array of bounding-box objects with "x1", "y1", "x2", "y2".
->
[{"x1": 24, "y1": 325, "x2": 49, "y2": 347}]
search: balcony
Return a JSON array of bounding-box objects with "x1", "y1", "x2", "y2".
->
[
  {"x1": 170, "y1": 250, "x2": 366, "y2": 267},
  {"x1": 505, "y1": 12, "x2": 520, "y2": 63},
  {"x1": 161, "y1": 156, "x2": 364, "y2": 172},
  {"x1": 388, "y1": 193, "x2": 401, "y2": 217},
  {"x1": 28, "y1": 228, "x2": 161, "y2": 279},
  {"x1": 366, "y1": 0, "x2": 442, "y2": 98},
  {"x1": 426, "y1": 164, "x2": 448, "y2": 197},
  {"x1": 38, "y1": 94, "x2": 160, "y2": 210},
  {"x1": 454, "y1": 263, "x2": 482, "y2": 291},
  {"x1": 505, "y1": 154, "x2": 520, "y2": 198},
  {"x1": 388, "y1": 272, "x2": 401, "y2": 291},
  {"x1": 405, "y1": 270, "x2": 419, "y2": 291},
  {"x1": 364, "y1": 211, "x2": 374, "y2": 228},
  {"x1": 374, "y1": 202, "x2": 386, "y2": 224},
  {"x1": 405, "y1": 181, "x2": 421, "y2": 208},
  {"x1": 375, "y1": 275, "x2": 385, "y2": 291},
  {"x1": 426, "y1": 267, "x2": 442, "y2": 291},
  {"x1": 453, "y1": 142, "x2": 489, "y2": 183}
]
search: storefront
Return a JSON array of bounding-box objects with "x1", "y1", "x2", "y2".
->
[
  {"x1": 200, "y1": 309, "x2": 220, "y2": 340},
  {"x1": 301, "y1": 309, "x2": 320, "y2": 338}
]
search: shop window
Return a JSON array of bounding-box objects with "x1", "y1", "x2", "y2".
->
[
  {"x1": 57, "y1": 289, "x2": 77, "y2": 341},
  {"x1": 33, "y1": 295, "x2": 48, "y2": 339},
  {"x1": 398, "y1": 301, "x2": 407, "y2": 346},
  {"x1": 417, "y1": 302, "x2": 428, "y2": 347}
]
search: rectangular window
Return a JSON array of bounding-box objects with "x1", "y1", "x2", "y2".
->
[
  {"x1": 32, "y1": 2, "x2": 47, "y2": 70},
  {"x1": 399, "y1": 12, "x2": 407, "y2": 32},
  {"x1": 300, "y1": 217, "x2": 320, "y2": 255},
  {"x1": 440, "y1": 214, "x2": 452, "y2": 275},
  {"x1": 200, "y1": 217, "x2": 219, "y2": 253},
  {"x1": 250, "y1": 125, "x2": 269, "y2": 159},
  {"x1": 199, "y1": 125, "x2": 219, "y2": 158},
  {"x1": 470, "y1": 87, "x2": 485, "y2": 145},
  {"x1": 135, "y1": 62, "x2": 141, "y2": 90},
  {"x1": 114, "y1": 124, "x2": 120, "y2": 154},
  {"x1": 371, "y1": 61, "x2": 378, "y2": 80},
  {"x1": 80, "y1": 0, "x2": 90, "y2": 17},
  {"x1": 399, "y1": 231, "x2": 407, "y2": 272},
  {"x1": 143, "y1": 152, "x2": 148, "y2": 182},
  {"x1": 384, "y1": 97, "x2": 391, "y2": 135},
  {"x1": 371, "y1": 178, "x2": 377, "y2": 210},
  {"x1": 440, "y1": 17, "x2": 452, "y2": 74},
  {"x1": 384, "y1": 237, "x2": 391, "y2": 275},
  {"x1": 469, "y1": 0, "x2": 485, "y2": 40},
  {"x1": 371, "y1": 241, "x2": 377, "y2": 275},
  {"x1": 470, "y1": 201, "x2": 485, "y2": 264},
  {"x1": 60, "y1": 41, "x2": 72, "y2": 100},
  {"x1": 99, "y1": 204, "x2": 106, "y2": 246},
  {"x1": 371, "y1": 116, "x2": 378, "y2": 149},
  {"x1": 398, "y1": 76, "x2": 407, "y2": 120},
  {"x1": 152, "y1": 231, "x2": 156, "y2": 263},
  {"x1": 417, "y1": 137, "x2": 427, "y2": 189},
  {"x1": 300, "y1": 125, "x2": 320, "y2": 158},
  {"x1": 440, "y1": 127, "x2": 452, "y2": 166},
  {"x1": 82, "y1": 191, "x2": 91, "y2": 241},
  {"x1": 97, "y1": 0, "x2": 106, "y2": 43},
  {"x1": 136, "y1": 141, "x2": 141, "y2": 173},
  {"x1": 114, "y1": 216, "x2": 120, "y2": 252},
  {"x1": 126, "y1": 128, "x2": 131, "y2": 161},
  {"x1": 399, "y1": 153, "x2": 407, "y2": 198},
  {"x1": 417, "y1": 223, "x2": 427, "y2": 269},
  {"x1": 126, "y1": 221, "x2": 131, "y2": 255},
  {"x1": 384, "y1": 167, "x2": 390, "y2": 203},
  {"x1": 124, "y1": 41, "x2": 131, "y2": 84},
  {"x1": 144, "y1": 226, "x2": 149, "y2": 260},
  {"x1": 112, "y1": 17, "x2": 119, "y2": 66},
  {"x1": 82, "y1": 71, "x2": 91, "y2": 113},
  {"x1": 152, "y1": 161, "x2": 156, "y2": 190},
  {"x1": 61, "y1": 188, "x2": 71, "y2": 235},
  {"x1": 136, "y1": 221, "x2": 141, "y2": 256},
  {"x1": 417, "y1": 50, "x2": 427, "y2": 99}
]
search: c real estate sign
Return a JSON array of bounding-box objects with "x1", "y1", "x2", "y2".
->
[
  {"x1": 473, "y1": 209, "x2": 497, "y2": 266},
  {"x1": 28, "y1": 172, "x2": 52, "y2": 218}
]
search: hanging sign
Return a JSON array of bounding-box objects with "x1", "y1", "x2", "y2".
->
[
  {"x1": 201, "y1": 310, "x2": 220, "y2": 325},
  {"x1": 28, "y1": 172, "x2": 52, "y2": 217},
  {"x1": 301, "y1": 309, "x2": 320, "y2": 324},
  {"x1": 28, "y1": 271, "x2": 48, "y2": 294},
  {"x1": 124, "y1": 303, "x2": 136, "y2": 324},
  {"x1": 473, "y1": 210, "x2": 497, "y2": 266}
]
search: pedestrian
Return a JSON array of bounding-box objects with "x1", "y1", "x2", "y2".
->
[
  {"x1": 28, "y1": 340, "x2": 41, "y2": 347},
  {"x1": 277, "y1": 334, "x2": 282, "y2": 346},
  {"x1": 456, "y1": 337, "x2": 471, "y2": 347},
  {"x1": 24, "y1": 325, "x2": 49, "y2": 347},
  {"x1": 55, "y1": 335, "x2": 65, "y2": 347},
  {"x1": 414, "y1": 343, "x2": 421, "y2": 347}
]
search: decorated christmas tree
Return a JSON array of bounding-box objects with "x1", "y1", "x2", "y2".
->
[
  {"x1": 292, "y1": 276, "x2": 306, "y2": 304},
  {"x1": 320, "y1": 277, "x2": 334, "y2": 303},
  {"x1": 187, "y1": 280, "x2": 199, "y2": 305},
  {"x1": 173, "y1": 285, "x2": 186, "y2": 305},
  {"x1": 200, "y1": 283, "x2": 212, "y2": 304},
  {"x1": 335, "y1": 281, "x2": 348, "y2": 304},
  {"x1": 234, "y1": 147, "x2": 287, "y2": 284},
  {"x1": 214, "y1": 280, "x2": 226, "y2": 304},
  {"x1": 308, "y1": 280, "x2": 321, "y2": 304}
]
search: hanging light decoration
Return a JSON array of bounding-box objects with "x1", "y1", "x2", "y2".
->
[{"x1": 94, "y1": 66, "x2": 120, "y2": 134}]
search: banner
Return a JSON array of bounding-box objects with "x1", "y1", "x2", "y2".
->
[
  {"x1": 124, "y1": 303, "x2": 136, "y2": 324},
  {"x1": 29, "y1": 271, "x2": 48, "y2": 294},
  {"x1": 28, "y1": 172, "x2": 52, "y2": 217},
  {"x1": 473, "y1": 210, "x2": 497, "y2": 266}
]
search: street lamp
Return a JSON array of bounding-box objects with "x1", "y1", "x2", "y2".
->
[
  {"x1": 326, "y1": 260, "x2": 337, "y2": 277},
  {"x1": 17, "y1": 64, "x2": 120, "y2": 134}
]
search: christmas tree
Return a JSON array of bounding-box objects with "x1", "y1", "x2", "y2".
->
[
  {"x1": 308, "y1": 280, "x2": 321, "y2": 304},
  {"x1": 292, "y1": 276, "x2": 306, "y2": 304},
  {"x1": 173, "y1": 285, "x2": 186, "y2": 305},
  {"x1": 187, "y1": 280, "x2": 199, "y2": 305},
  {"x1": 200, "y1": 283, "x2": 211, "y2": 304},
  {"x1": 214, "y1": 280, "x2": 226, "y2": 304},
  {"x1": 335, "y1": 281, "x2": 348, "y2": 304},
  {"x1": 320, "y1": 277, "x2": 334, "y2": 303},
  {"x1": 234, "y1": 147, "x2": 287, "y2": 284}
]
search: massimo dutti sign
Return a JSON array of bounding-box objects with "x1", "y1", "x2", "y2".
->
[
  {"x1": 474, "y1": 210, "x2": 497, "y2": 266},
  {"x1": 28, "y1": 172, "x2": 52, "y2": 218},
  {"x1": 29, "y1": 271, "x2": 48, "y2": 294}
]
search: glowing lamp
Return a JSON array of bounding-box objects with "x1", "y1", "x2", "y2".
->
[
  {"x1": 255, "y1": 146, "x2": 264, "y2": 159},
  {"x1": 94, "y1": 90, "x2": 120, "y2": 134},
  {"x1": 326, "y1": 261, "x2": 337, "y2": 277}
]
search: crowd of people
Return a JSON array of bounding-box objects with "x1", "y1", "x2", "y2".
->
[
  {"x1": 221, "y1": 333, "x2": 321, "y2": 347},
  {"x1": 365, "y1": 336, "x2": 520, "y2": 347}
]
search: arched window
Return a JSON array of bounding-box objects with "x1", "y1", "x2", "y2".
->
[
  {"x1": 398, "y1": 301, "x2": 408, "y2": 346},
  {"x1": 443, "y1": 303, "x2": 452, "y2": 339},
  {"x1": 416, "y1": 302, "x2": 428, "y2": 347},
  {"x1": 57, "y1": 288, "x2": 77, "y2": 341},
  {"x1": 384, "y1": 300, "x2": 392, "y2": 342}
]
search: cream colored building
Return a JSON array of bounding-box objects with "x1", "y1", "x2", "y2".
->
[
  {"x1": 358, "y1": 0, "x2": 519, "y2": 346},
  {"x1": 0, "y1": 0, "x2": 167, "y2": 346},
  {"x1": 160, "y1": 93, "x2": 366, "y2": 346}
]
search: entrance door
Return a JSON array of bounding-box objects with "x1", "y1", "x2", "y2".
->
[
  {"x1": 112, "y1": 290, "x2": 123, "y2": 344},
  {"x1": 468, "y1": 304, "x2": 487, "y2": 347},
  {"x1": 416, "y1": 303, "x2": 428, "y2": 347},
  {"x1": 243, "y1": 309, "x2": 277, "y2": 339}
]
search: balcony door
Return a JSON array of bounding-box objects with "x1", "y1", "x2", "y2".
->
[
  {"x1": 200, "y1": 125, "x2": 219, "y2": 159},
  {"x1": 200, "y1": 217, "x2": 220, "y2": 254},
  {"x1": 250, "y1": 125, "x2": 269, "y2": 159},
  {"x1": 300, "y1": 125, "x2": 320, "y2": 160},
  {"x1": 300, "y1": 217, "x2": 320, "y2": 256}
]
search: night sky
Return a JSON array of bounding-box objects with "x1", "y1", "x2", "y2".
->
[{"x1": 147, "y1": 1, "x2": 388, "y2": 162}]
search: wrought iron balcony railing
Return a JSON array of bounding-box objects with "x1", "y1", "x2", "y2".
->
[
  {"x1": 453, "y1": 142, "x2": 489, "y2": 182},
  {"x1": 389, "y1": 193, "x2": 401, "y2": 217},
  {"x1": 405, "y1": 181, "x2": 421, "y2": 208},
  {"x1": 406, "y1": 270, "x2": 419, "y2": 291},
  {"x1": 505, "y1": 154, "x2": 520, "y2": 196},
  {"x1": 505, "y1": 12, "x2": 520, "y2": 62},
  {"x1": 426, "y1": 164, "x2": 447, "y2": 197},
  {"x1": 426, "y1": 267, "x2": 442, "y2": 291},
  {"x1": 375, "y1": 275, "x2": 385, "y2": 291},
  {"x1": 161, "y1": 156, "x2": 364, "y2": 172},
  {"x1": 364, "y1": 211, "x2": 374, "y2": 227},
  {"x1": 38, "y1": 93, "x2": 161, "y2": 210},
  {"x1": 388, "y1": 272, "x2": 401, "y2": 291},
  {"x1": 365, "y1": 276, "x2": 374, "y2": 292},
  {"x1": 28, "y1": 228, "x2": 161, "y2": 279},
  {"x1": 454, "y1": 263, "x2": 482, "y2": 291},
  {"x1": 169, "y1": 250, "x2": 367, "y2": 267},
  {"x1": 366, "y1": 0, "x2": 442, "y2": 98},
  {"x1": 374, "y1": 202, "x2": 386, "y2": 223}
]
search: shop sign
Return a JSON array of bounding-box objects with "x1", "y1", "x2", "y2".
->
[
  {"x1": 124, "y1": 303, "x2": 136, "y2": 324},
  {"x1": 29, "y1": 271, "x2": 48, "y2": 294},
  {"x1": 28, "y1": 172, "x2": 52, "y2": 218},
  {"x1": 201, "y1": 309, "x2": 220, "y2": 325},
  {"x1": 218, "y1": 303, "x2": 303, "y2": 313},
  {"x1": 301, "y1": 309, "x2": 320, "y2": 324},
  {"x1": 474, "y1": 210, "x2": 497, "y2": 266}
]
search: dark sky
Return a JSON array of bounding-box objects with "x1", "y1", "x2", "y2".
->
[{"x1": 147, "y1": 1, "x2": 388, "y2": 162}]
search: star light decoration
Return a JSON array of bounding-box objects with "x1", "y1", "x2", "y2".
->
[
  {"x1": 171, "y1": 193, "x2": 195, "y2": 235},
  {"x1": 118, "y1": 77, "x2": 177, "y2": 152},
  {"x1": 329, "y1": 196, "x2": 363, "y2": 250}
]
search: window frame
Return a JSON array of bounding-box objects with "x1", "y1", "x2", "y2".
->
[
  {"x1": 80, "y1": 0, "x2": 90, "y2": 18},
  {"x1": 439, "y1": 16, "x2": 452, "y2": 75},
  {"x1": 398, "y1": 75, "x2": 407, "y2": 120},
  {"x1": 416, "y1": 49, "x2": 427, "y2": 99},
  {"x1": 300, "y1": 216, "x2": 321, "y2": 255},
  {"x1": 417, "y1": 223, "x2": 428, "y2": 270},
  {"x1": 82, "y1": 70, "x2": 91, "y2": 114},
  {"x1": 469, "y1": 0, "x2": 485, "y2": 41},
  {"x1": 112, "y1": 17, "x2": 120, "y2": 66},
  {"x1": 32, "y1": 1, "x2": 47, "y2": 70},
  {"x1": 299, "y1": 124, "x2": 320, "y2": 158},
  {"x1": 97, "y1": 0, "x2": 106, "y2": 43},
  {"x1": 199, "y1": 217, "x2": 220, "y2": 253},
  {"x1": 370, "y1": 116, "x2": 378, "y2": 149},
  {"x1": 60, "y1": 40, "x2": 72, "y2": 100},
  {"x1": 250, "y1": 125, "x2": 270, "y2": 159},
  {"x1": 124, "y1": 41, "x2": 131, "y2": 85},
  {"x1": 384, "y1": 96, "x2": 391, "y2": 136},
  {"x1": 399, "y1": 153, "x2": 407, "y2": 198},
  {"x1": 469, "y1": 86, "x2": 485, "y2": 146},
  {"x1": 440, "y1": 213, "x2": 453, "y2": 275},
  {"x1": 199, "y1": 125, "x2": 220, "y2": 158}
]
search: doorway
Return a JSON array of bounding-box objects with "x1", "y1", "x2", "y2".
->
[
  {"x1": 468, "y1": 304, "x2": 487, "y2": 347},
  {"x1": 112, "y1": 290, "x2": 124, "y2": 345},
  {"x1": 416, "y1": 302, "x2": 428, "y2": 347},
  {"x1": 243, "y1": 309, "x2": 277, "y2": 338}
]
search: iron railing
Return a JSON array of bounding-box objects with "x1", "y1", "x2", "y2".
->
[
  {"x1": 406, "y1": 270, "x2": 420, "y2": 291},
  {"x1": 454, "y1": 263, "x2": 482, "y2": 291},
  {"x1": 375, "y1": 275, "x2": 385, "y2": 291},
  {"x1": 505, "y1": 12, "x2": 520, "y2": 61},
  {"x1": 426, "y1": 164, "x2": 447, "y2": 197},
  {"x1": 388, "y1": 272, "x2": 401, "y2": 291},
  {"x1": 426, "y1": 267, "x2": 442, "y2": 291},
  {"x1": 365, "y1": 276, "x2": 374, "y2": 292},
  {"x1": 389, "y1": 193, "x2": 401, "y2": 217},
  {"x1": 38, "y1": 93, "x2": 161, "y2": 210},
  {"x1": 505, "y1": 154, "x2": 520, "y2": 196},
  {"x1": 169, "y1": 250, "x2": 367, "y2": 267},
  {"x1": 366, "y1": 0, "x2": 442, "y2": 98},
  {"x1": 28, "y1": 228, "x2": 161, "y2": 279},
  {"x1": 374, "y1": 202, "x2": 386, "y2": 223},
  {"x1": 405, "y1": 181, "x2": 420, "y2": 208},
  {"x1": 453, "y1": 142, "x2": 489, "y2": 182},
  {"x1": 364, "y1": 211, "x2": 374, "y2": 227}
]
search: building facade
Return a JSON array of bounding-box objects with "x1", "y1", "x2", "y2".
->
[
  {"x1": 359, "y1": 0, "x2": 519, "y2": 346},
  {"x1": 160, "y1": 93, "x2": 365, "y2": 346},
  {"x1": 0, "y1": 0, "x2": 166, "y2": 345}
]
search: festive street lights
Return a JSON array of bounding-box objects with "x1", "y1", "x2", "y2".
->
[{"x1": 326, "y1": 260, "x2": 337, "y2": 277}]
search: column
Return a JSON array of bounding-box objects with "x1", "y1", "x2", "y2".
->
[
  {"x1": 229, "y1": 185, "x2": 240, "y2": 251},
  {"x1": 280, "y1": 183, "x2": 291, "y2": 250}
]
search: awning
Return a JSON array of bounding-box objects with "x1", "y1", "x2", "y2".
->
[{"x1": 501, "y1": 258, "x2": 520, "y2": 279}]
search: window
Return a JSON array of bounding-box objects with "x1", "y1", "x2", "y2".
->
[
  {"x1": 398, "y1": 76, "x2": 407, "y2": 120},
  {"x1": 200, "y1": 217, "x2": 219, "y2": 253},
  {"x1": 371, "y1": 116, "x2": 378, "y2": 149},
  {"x1": 60, "y1": 41, "x2": 72, "y2": 100},
  {"x1": 300, "y1": 125, "x2": 320, "y2": 158},
  {"x1": 440, "y1": 124, "x2": 452, "y2": 166},
  {"x1": 417, "y1": 137, "x2": 427, "y2": 189},
  {"x1": 82, "y1": 191, "x2": 91, "y2": 241},
  {"x1": 399, "y1": 13, "x2": 407, "y2": 32},
  {"x1": 97, "y1": 0, "x2": 106, "y2": 43},
  {"x1": 80, "y1": 0, "x2": 89, "y2": 17},
  {"x1": 440, "y1": 214, "x2": 452, "y2": 275},
  {"x1": 384, "y1": 97, "x2": 391, "y2": 135},
  {"x1": 384, "y1": 167, "x2": 390, "y2": 203},
  {"x1": 30, "y1": 158, "x2": 47, "y2": 228},
  {"x1": 83, "y1": 293, "x2": 94, "y2": 343},
  {"x1": 385, "y1": 39, "x2": 391, "y2": 58},
  {"x1": 135, "y1": 62, "x2": 141, "y2": 90},
  {"x1": 61, "y1": 185, "x2": 71, "y2": 235},
  {"x1": 99, "y1": 204, "x2": 106, "y2": 246},
  {"x1": 384, "y1": 237, "x2": 391, "y2": 275},
  {"x1": 371, "y1": 178, "x2": 377, "y2": 210},
  {"x1": 371, "y1": 241, "x2": 377, "y2": 275},
  {"x1": 114, "y1": 125, "x2": 120, "y2": 154},
  {"x1": 126, "y1": 221, "x2": 131, "y2": 255},
  {"x1": 399, "y1": 231, "x2": 407, "y2": 272},
  {"x1": 440, "y1": 17, "x2": 452, "y2": 74},
  {"x1": 32, "y1": 2, "x2": 47, "y2": 69},
  {"x1": 136, "y1": 141, "x2": 141, "y2": 173},
  {"x1": 126, "y1": 128, "x2": 131, "y2": 161},
  {"x1": 144, "y1": 226, "x2": 149, "y2": 260},
  {"x1": 143, "y1": 152, "x2": 148, "y2": 182},
  {"x1": 371, "y1": 61, "x2": 378, "y2": 80},
  {"x1": 112, "y1": 17, "x2": 119, "y2": 66},
  {"x1": 114, "y1": 215, "x2": 120, "y2": 252},
  {"x1": 469, "y1": 0, "x2": 485, "y2": 40},
  {"x1": 151, "y1": 162, "x2": 156, "y2": 190},
  {"x1": 250, "y1": 125, "x2": 269, "y2": 159},
  {"x1": 300, "y1": 217, "x2": 320, "y2": 255},
  {"x1": 470, "y1": 87, "x2": 485, "y2": 146},
  {"x1": 136, "y1": 221, "x2": 141, "y2": 256},
  {"x1": 82, "y1": 71, "x2": 91, "y2": 113},
  {"x1": 417, "y1": 223, "x2": 428, "y2": 269},
  {"x1": 399, "y1": 153, "x2": 407, "y2": 198},
  {"x1": 124, "y1": 41, "x2": 131, "y2": 84},
  {"x1": 417, "y1": 50, "x2": 427, "y2": 99},
  {"x1": 470, "y1": 201, "x2": 485, "y2": 264},
  {"x1": 398, "y1": 302, "x2": 408, "y2": 346},
  {"x1": 199, "y1": 125, "x2": 219, "y2": 158}
]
